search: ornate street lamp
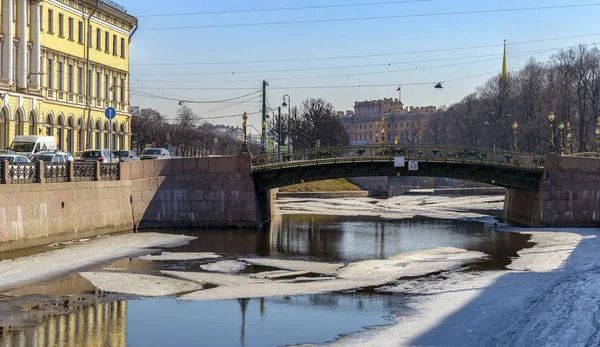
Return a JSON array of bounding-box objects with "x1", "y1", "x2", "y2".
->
[
  {"x1": 241, "y1": 112, "x2": 249, "y2": 153},
  {"x1": 566, "y1": 122, "x2": 572, "y2": 154},
  {"x1": 512, "y1": 121, "x2": 518, "y2": 152},
  {"x1": 547, "y1": 112, "x2": 556, "y2": 153},
  {"x1": 381, "y1": 128, "x2": 385, "y2": 146},
  {"x1": 375, "y1": 121, "x2": 379, "y2": 145},
  {"x1": 596, "y1": 116, "x2": 600, "y2": 154},
  {"x1": 558, "y1": 122, "x2": 565, "y2": 155}
]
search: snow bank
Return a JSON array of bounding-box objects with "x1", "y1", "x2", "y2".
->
[
  {"x1": 79, "y1": 272, "x2": 202, "y2": 297},
  {"x1": 241, "y1": 258, "x2": 343, "y2": 275},
  {"x1": 0, "y1": 233, "x2": 196, "y2": 292},
  {"x1": 507, "y1": 232, "x2": 584, "y2": 272},
  {"x1": 179, "y1": 279, "x2": 373, "y2": 301},
  {"x1": 162, "y1": 271, "x2": 266, "y2": 286},
  {"x1": 337, "y1": 247, "x2": 487, "y2": 283},
  {"x1": 138, "y1": 252, "x2": 221, "y2": 261}
]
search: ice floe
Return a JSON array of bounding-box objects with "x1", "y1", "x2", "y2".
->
[
  {"x1": 241, "y1": 258, "x2": 343, "y2": 275},
  {"x1": 162, "y1": 271, "x2": 266, "y2": 286},
  {"x1": 200, "y1": 260, "x2": 247, "y2": 273},
  {"x1": 138, "y1": 252, "x2": 221, "y2": 261},
  {"x1": 79, "y1": 272, "x2": 202, "y2": 297}
]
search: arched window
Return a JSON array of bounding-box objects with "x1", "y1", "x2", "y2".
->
[
  {"x1": 29, "y1": 111, "x2": 36, "y2": 135},
  {"x1": 15, "y1": 110, "x2": 23, "y2": 136},
  {"x1": 0, "y1": 108, "x2": 7, "y2": 149},
  {"x1": 46, "y1": 113, "x2": 54, "y2": 137},
  {"x1": 57, "y1": 115, "x2": 65, "y2": 150},
  {"x1": 111, "y1": 122, "x2": 118, "y2": 151},
  {"x1": 87, "y1": 117, "x2": 94, "y2": 150},
  {"x1": 95, "y1": 119, "x2": 102, "y2": 149},
  {"x1": 119, "y1": 123, "x2": 126, "y2": 150},
  {"x1": 103, "y1": 121, "x2": 109, "y2": 150},
  {"x1": 67, "y1": 116, "x2": 75, "y2": 153},
  {"x1": 78, "y1": 117, "x2": 85, "y2": 152}
]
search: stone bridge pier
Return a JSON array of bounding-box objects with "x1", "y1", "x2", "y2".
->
[{"x1": 504, "y1": 154, "x2": 600, "y2": 227}]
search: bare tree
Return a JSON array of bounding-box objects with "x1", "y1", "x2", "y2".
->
[{"x1": 288, "y1": 98, "x2": 350, "y2": 150}]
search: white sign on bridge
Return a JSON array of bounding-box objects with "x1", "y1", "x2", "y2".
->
[
  {"x1": 408, "y1": 160, "x2": 419, "y2": 171},
  {"x1": 394, "y1": 156, "x2": 405, "y2": 167}
]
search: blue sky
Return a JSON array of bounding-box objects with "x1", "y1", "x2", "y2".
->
[{"x1": 121, "y1": 0, "x2": 600, "y2": 130}]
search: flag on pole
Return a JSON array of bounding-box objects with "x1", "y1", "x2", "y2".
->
[{"x1": 396, "y1": 86, "x2": 401, "y2": 92}]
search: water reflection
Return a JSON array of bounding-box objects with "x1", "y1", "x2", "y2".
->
[{"x1": 0, "y1": 301, "x2": 126, "y2": 347}]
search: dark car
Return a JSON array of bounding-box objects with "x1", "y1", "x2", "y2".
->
[{"x1": 113, "y1": 150, "x2": 140, "y2": 162}]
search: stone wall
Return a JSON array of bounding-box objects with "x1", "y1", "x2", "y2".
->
[
  {"x1": 504, "y1": 154, "x2": 600, "y2": 227},
  {"x1": 123, "y1": 154, "x2": 259, "y2": 229},
  {"x1": 0, "y1": 181, "x2": 133, "y2": 252}
]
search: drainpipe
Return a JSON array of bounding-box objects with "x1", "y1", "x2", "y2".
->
[
  {"x1": 85, "y1": 0, "x2": 100, "y2": 149},
  {"x1": 127, "y1": 22, "x2": 138, "y2": 144}
]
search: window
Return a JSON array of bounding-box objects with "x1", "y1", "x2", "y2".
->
[
  {"x1": 104, "y1": 74, "x2": 109, "y2": 99},
  {"x1": 78, "y1": 67, "x2": 83, "y2": 94},
  {"x1": 112, "y1": 76, "x2": 117, "y2": 101},
  {"x1": 47, "y1": 58, "x2": 54, "y2": 89},
  {"x1": 40, "y1": 6, "x2": 43, "y2": 31},
  {"x1": 57, "y1": 62, "x2": 64, "y2": 91},
  {"x1": 89, "y1": 69, "x2": 93, "y2": 96},
  {"x1": 120, "y1": 38, "x2": 125, "y2": 58},
  {"x1": 96, "y1": 71, "x2": 101, "y2": 98},
  {"x1": 120, "y1": 78, "x2": 125, "y2": 103},
  {"x1": 67, "y1": 64, "x2": 73, "y2": 93},
  {"x1": 78, "y1": 21, "x2": 83, "y2": 44},
  {"x1": 96, "y1": 28, "x2": 101, "y2": 49},
  {"x1": 58, "y1": 13, "x2": 64, "y2": 37},
  {"x1": 68, "y1": 17, "x2": 73, "y2": 40},
  {"x1": 104, "y1": 32, "x2": 109, "y2": 52},
  {"x1": 48, "y1": 9, "x2": 54, "y2": 34},
  {"x1": 113, "y1": 35, "x2": 117, "y2": 54}
]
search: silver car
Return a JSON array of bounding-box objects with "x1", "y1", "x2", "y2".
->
[
  {"x1": 140, "y1": 148, "x2": 171, "y2": 160},
  {"x1": 81, "y1": 149, "x2": 119, "y2": 164},
  {"x1": 113, "y1": 150, "x2": 140, "y2": 162}
]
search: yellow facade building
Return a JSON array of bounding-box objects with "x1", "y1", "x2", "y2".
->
[{"x1": 0, "y1": 0, "x2": 137, "y2": 152}]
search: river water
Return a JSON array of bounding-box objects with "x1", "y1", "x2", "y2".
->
[{"x1": 0, "y1": 214, "x2": 532, "y2": 347}]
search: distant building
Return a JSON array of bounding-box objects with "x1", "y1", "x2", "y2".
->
[{"x1": 342, "y1": 98, "x2": 439, "y2": 145}]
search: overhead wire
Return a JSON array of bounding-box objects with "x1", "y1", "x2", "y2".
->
[
  {"x1": 137, "y1": 0, "x2": 432, "y2": 18},
  {"x1": 139, "y1": 4, "x2": 600, "y2": 30}
]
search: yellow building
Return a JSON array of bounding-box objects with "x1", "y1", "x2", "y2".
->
[{"x1": 0, "y1": 0, "x2": 137, "y2": 153}]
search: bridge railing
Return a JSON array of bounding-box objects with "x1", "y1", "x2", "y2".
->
[{"x1": 251, "y1": 145, "x2": 545, "y2": 170}]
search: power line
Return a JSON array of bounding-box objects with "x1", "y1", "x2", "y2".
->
[
  {"x1": 130, "y1": 90, "x2": 262, "y2": 104},
  {"x1": 129, "y1": 33, "x2": 600, "y2": 66},
  {"x1": 137, "y1": 0, "x2": 431, "y2": 18},
  {"x1": 139, "y1": 4, "x2": 600, "y2": 30},
  {"x1": 133, "y1": 44, "x2": 581, "y2": 83},
  {"x1": 160, "y1": 111, "x2": 262, "y2": 122},
  {"x1": 132, "y1": 90, "x2": 261, "y2": 103}
]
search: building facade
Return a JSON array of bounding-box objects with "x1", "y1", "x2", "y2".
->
[
  {"x1": 0, "y1": 0, "x2": 137, "y2": 152},
  {"x1": 343, "y1": 98, "x2": 438, "y2": 145}
]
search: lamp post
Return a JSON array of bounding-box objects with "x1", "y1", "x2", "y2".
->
[
  {"x1": 596, "y1": 116, "x2": 600, "y2": 154},
  {"x1": 381, "y1": 115, "x2": 385, "y2": 146},
  {"x1": 548, "y1": 112, "x2": 556, "y2": 153},
  {"x1": 512, "y1": 121, "x2": 518, "y2": 152},
  {"x1": 375, "y1": 121, "x2": 379, "y2": 145},
  {"x1": 241, "y1": 112, "x2": 249, "y2": 153},
  {"x1": 566, "y1": 122, "x2": 572, "y2": 154},
  {"x1": 559, "y1": 122, "x2": 565, "y2": 155},
  {"x1": 282, "y1": 94, "x2": 291, "y2": 150}
]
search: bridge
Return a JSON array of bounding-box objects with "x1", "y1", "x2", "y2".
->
[{"x1": 251, "y1": 145, "x2": 545, "y2": 192}]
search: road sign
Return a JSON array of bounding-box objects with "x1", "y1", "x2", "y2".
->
[
  {"x1": 408, "y1": 160, "x2": 419, "y2": 171},
  {"x1": 105, "y1": 107, "x2": 116, "y2": 120},
  {"x1": 394, "y1": 156, "x2": 405, "y2": 167},
  {"x1": 281, "y1": 145, "x2": 288, "y2": 151},
  {"x1": 266, "y1": 140, "x2": 276, "y2": 150}
]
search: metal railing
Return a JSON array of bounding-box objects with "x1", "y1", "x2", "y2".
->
[
  {"x1": 74, "y1": 163, "x2": 96, "y2": 182},
  {"x1": 8, "y1": 163, "x2": 38, "y2": 184},
  {"x1": 566, "y1": 152, "x2": 600, "y2": 159},
  {"x1": 251, "y1": 145, "x2": 545, "y2": 171},
  {"x1": 44, "y1": 164, "x2": 69, "y2": 183},
  {"x1": 100, "y1": 163, "x2": 119, "y2": 181}
]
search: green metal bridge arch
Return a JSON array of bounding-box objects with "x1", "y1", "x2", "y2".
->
[{"x1": 251, "y1": 145, "x2": 545, "y2": 192}]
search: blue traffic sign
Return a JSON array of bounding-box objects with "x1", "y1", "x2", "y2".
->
[{"x1": 105, "y1": 107, "x2": 117, "y2": 120}]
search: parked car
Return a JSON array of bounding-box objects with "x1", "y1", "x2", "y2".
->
[
  {"x1": 30, "y1": 151, "x2": 70, "y2": 163},
  {"x1": 0, "y1": 150, "x2": 17, "y2": 155},
  {"x1": 0, "y1": 154, "x2": 31, "y2": 163},
  {"x1": 81, "y1": 149, "x2": 119, "y2": 163},
  {"x1": 140, "y1": 148, "x2": 171, "y2": 160},
  {"x1": 113, "y1": 150, "x2": 140, "y2": 162},
  {"x1": 73, "y1": 151, "x2": 84, "y2": 162}
]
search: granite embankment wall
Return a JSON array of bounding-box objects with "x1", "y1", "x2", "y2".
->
[
  {"x1": 504, "y1": 154, "x2": 600, "y2": 227},
  {"x1": 0, "y1": 154, "x2": 264, "y2": 252}
]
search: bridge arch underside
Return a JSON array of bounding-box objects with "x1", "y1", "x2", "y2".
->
[{"x1": 252, "y1": 161, "x2": 543, "y2": 192}]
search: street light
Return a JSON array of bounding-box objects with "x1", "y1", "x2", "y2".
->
[
  {"x1": 547, "y1": 112, "x2": 556, "y2": 153},
  {"x1": 375, "y1": 121, "x2": 379, "y2": 145},
  {"x1": 566, "y1": 122, "x2": 572, "y2": 154},
  {"x1": 241, "y1": 112, "x2": 249, "y2": 153},
  {"x1": 559, "y1": 122, "x2": 565, "y2": 155},
  {"x1": 282, "y1": 94, "x2": 291, "y2": 149},
  {"x1": 381, "y1": 115, "x2": 386, "y2": 146},
  {"x1": 512, "y1": 121, "x2": 518, "y2": 152}
]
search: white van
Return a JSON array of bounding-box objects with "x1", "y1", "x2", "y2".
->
[{"x1": 10, "y1": 136, "x2": 58, "y2": 158}]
